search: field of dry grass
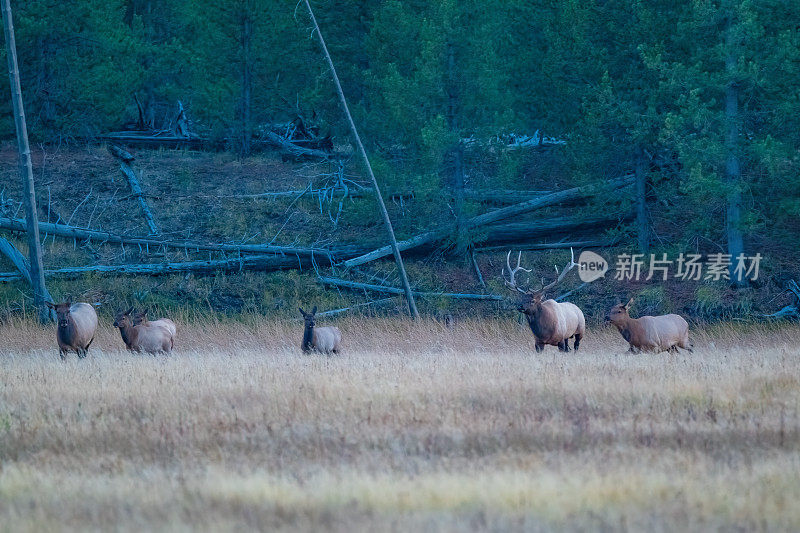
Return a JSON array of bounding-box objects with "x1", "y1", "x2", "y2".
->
[{"x1": 1, "y1": 317, "x2": 799, "y2": 531}]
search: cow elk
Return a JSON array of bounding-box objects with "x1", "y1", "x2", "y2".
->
[
  {"x1": 113, "y1": 307, "x2": 174, "y2": 354},
  {"x1": 299, "y1": 306, "x2": 341, "y2": 354},
  {"x1": 47, "y1": 300, "x2": 98, "y2": 360},
  {"x1": 134, "y1": 308, "x2": 177, "y2": 339},
  {"x1": 606, "y1": 298, "x2": 693, "y2": 354},
  {"x1": 503, "y1": 249, "x2": 586, "y2": 352}
]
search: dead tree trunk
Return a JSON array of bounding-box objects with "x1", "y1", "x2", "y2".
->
[
  {"x1": 344, "y1": 176, "x2": 633, "y2": 268},
  {"x1": 0, "y1": 216, "x2": 356, "y2": 260},
  {"x1": 304, "y1": 0, "x2": 419, "y2": 319},
  {"x1": 240, "y1": 7, "x2": 253, "y2": 156},
  {"x1": 318, "y1": 276, "x2": 504, "y2": 301},
  {"x1": 1, "y1": 0, "x2": 53, "y2": 323},
  {"x1": 725, "y1": 15, "x2": 745, "y2": 286},
  {"x1": 0, "y1": 254, "x2": 306, "y2": 281},
  {"x1": 635, "y1": 147, "x2": 649, "y2": 255},
  {"x1": 108, "y1": 145, "x2": 160, "y2": 235}
]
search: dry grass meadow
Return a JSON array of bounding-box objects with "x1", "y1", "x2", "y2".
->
[{"x1": 1, "y1": 316, "x2": 799, "y2": 532}]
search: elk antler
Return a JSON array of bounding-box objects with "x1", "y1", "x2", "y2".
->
[
  {"x1": 503, "y1": 251, "x2": 532, "y2": 294},
  {"x1": 539, "y1": 247, "x2": 577, "y2": 294}
]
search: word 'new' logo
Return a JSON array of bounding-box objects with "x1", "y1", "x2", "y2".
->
[{"x1": 578, "y1": 251, "x2": 608, "y2": 282}]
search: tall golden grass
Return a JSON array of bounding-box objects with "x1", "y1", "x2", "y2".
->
[{"x1": 1, "y1": 317, "x2": 799, "y2": 531}]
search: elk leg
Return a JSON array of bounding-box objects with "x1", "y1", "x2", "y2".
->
[
  {"x1": 59, "y1": 348, "x2": 66, "y2": 361},
  {"x1": 535, "y1": 340, "x2": 545, "y2": 353},
  {"x1": 573, "y1": 334, "x2": 582, "y2": 351},
  {"x1": 558, "y1": 340, "x2": 570, "y2": 352}
]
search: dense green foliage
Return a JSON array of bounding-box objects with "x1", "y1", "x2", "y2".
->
[{"x1": 1, "y1": 0, "x2": 798, "y2": 274}]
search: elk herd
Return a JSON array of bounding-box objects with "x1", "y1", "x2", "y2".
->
[{"x1": 43, "y1": 248, "x2": 693, "y2": 359}]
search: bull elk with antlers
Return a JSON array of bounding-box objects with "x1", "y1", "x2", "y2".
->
[{"x1": 503, "y1": 248, "x2": 586, "y2": 352}]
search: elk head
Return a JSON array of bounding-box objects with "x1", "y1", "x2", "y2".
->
[
  {"x1": 502, "y1": 248, "x2": 577, "y2": 317},
  {"x1": 113, "y1": 307, "x2": 136, "y2": 329},
  {"x1": 47, "y1": 300, "x2": 73, "y2": 328},
  {"x1": 299, "y1": 306, "x2": 318, "y2": 328},
  {"x1": 606, "y1": 298, "x2": 634, "y2": 325},
  {"x1": 133, "y1": 308, "x2": 150, "y2": 325}
]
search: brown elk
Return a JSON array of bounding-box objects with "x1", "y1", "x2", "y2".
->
[
  {"x1": 299, "y1": 306, "x2": 341, "y2": 354},
  {"x1": 606, "y1": 298, "x2": 693, "y2": 354},
  {"x1": 46, "y1": 300, "x2": 98, "y2": 360},
  {"x1": 113, "y1": 307, "x2": 174, "y2": 354},
  {"x1": 503, "y1": 249, "x2": 586, "y2": 352}
]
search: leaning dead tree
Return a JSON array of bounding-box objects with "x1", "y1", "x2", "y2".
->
[
  {"x1": 108, "y1": 145, "x2": 160, "y2": 235},
  {"x1": 303, "y1": 0, "x2": 419, "y2": 319},
  {"x1": 1, "y1": 0, "x2": 52, "y2": 322}
]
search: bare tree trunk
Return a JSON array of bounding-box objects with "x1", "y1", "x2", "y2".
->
[
  {"x1": 303, "y1": 0, "x2": 419, "y2": 319},
  {"x1": 1, "y1": 0, "x2": 53, "y2": 323},
  {"x1": 635, "y1": 147, "x2": 649, "y2": 255},
  {"x1": 446, "y1": 42, "x2": 466, "y2": 255},
  {"x1": 240, "y1": 7, "x2": 252, "y2": 156},
  {"x1": 725, "y1": 16, "x2": 745, "y2": 286}
]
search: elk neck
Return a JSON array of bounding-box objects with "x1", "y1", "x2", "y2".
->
[
  {"x1": 302, "y1": 322, "x2": 314, "y2": 353},
  {"x1": 610, "y1": 315, "x2": 635, "y2": 342},
  {"x1": 526, "y1": 301, "x2": 556, "y2": 339},
  {"x1": 57, "y1": 315, "x2": 78, "y2": 346},
  {"x1": 117, "y1": 322, "x2": 138, "y2": 348}
]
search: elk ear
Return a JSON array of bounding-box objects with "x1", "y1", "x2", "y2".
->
[
  {"x1": 46, "y1": 301, "x2": 55, "y2": 309},
  {"x1": 299, "y1": 307, "x2": 306, "y2": 316},
  {"x1": 311, "y1": 306, "x2": 317, "y2": 315},
  {"x1": 126, "y1": 306, "x2": 134, "y2": 315},
  {"x1": 625, "y1": 298, "x2": 634, "y2": 310},
  {"x1": 142, "y1": 308, "x2": 149, "y2": 317}
]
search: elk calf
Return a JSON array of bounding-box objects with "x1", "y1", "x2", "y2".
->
[
  {"x1": 606, "y1": 298, "x2": 693, "y2": 354},
  {"x1": 299, "y1": 306, "x2": 341, "y2": 354},
  {"x1": 503, "y1": 249, "x2": 586, "y2": 352},
  {"x1": 47, "y1": 301, "x2": 98, "y2": 360},
  {"x1": 113, "y1": 307, "x2": 174, "y2": 354}
]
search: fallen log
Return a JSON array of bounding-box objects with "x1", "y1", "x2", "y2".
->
[
  {"x1": 479, "y1": 214, "x2": 628, "y2": 244},
  {"x1": 343, "y1": 176, "x2": 634, "y2": 268},
  {"x1": 0, "y1": 254, "x2": 305, "y2": 282},
  {"x1": 463, "y1": 189, "x2": 551, "y2": 203},
  {"x1": 0, "y1": 216, "x2": 356, "y2": 259},
  {"x1": 476, "y1": 239, "x2": 617, "y2": 253},
  {"x1": 318, "y1": 276, "x2": 504, "y2": 301},
  {"x1": 257, "y1": 131, "x2": 338, "y2": 160},
  {"x1": 100, "y1": 132, "x2": 207, "y2": 150}
]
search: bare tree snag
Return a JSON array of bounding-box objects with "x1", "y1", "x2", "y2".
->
[
  {"x1": 303, "y1": 0, "x2": 419, "y2": 319},
  {"x1": 635, "y1": 148, "x2": 649, "y2": 255},
  {"x1": 725, "y1": 15, "x2": 745, "y2": 286},
  {"x1": 108, "y1": 145, "x2": 160, "y2": 235},
  {"x1": 1, "y1": 0, "x2": 52, "y2": 322}
]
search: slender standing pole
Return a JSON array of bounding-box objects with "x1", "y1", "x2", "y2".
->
[
  {"x1": 1, "y1": 0, "x2": 52, "y2": 323},
  {"x1": 303, "y1": 0, "x2": 419, "y2": 319}
]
